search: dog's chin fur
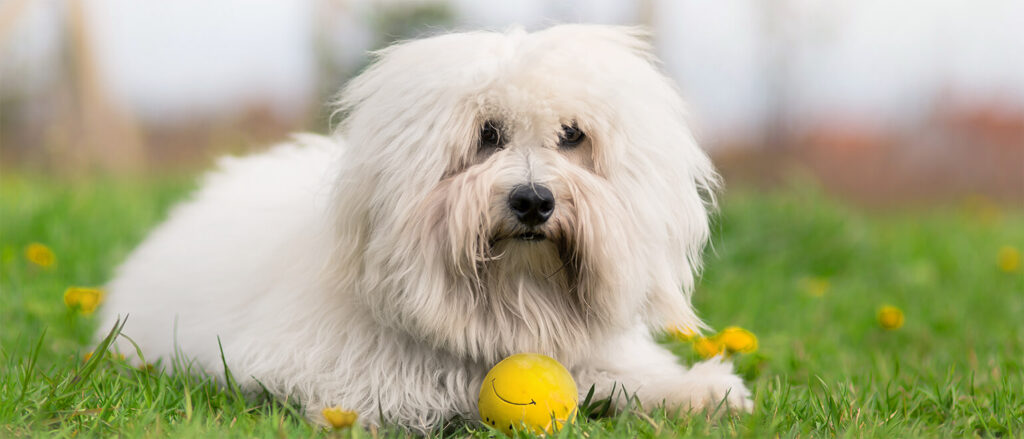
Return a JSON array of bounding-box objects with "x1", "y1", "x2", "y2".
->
[{"x1": 98, "y1": 24, "x2": 751, "y2": 431}]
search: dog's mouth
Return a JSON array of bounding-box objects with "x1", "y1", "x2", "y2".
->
[
  {"x1": 488, "y1": 231, "x2": 548, "y2": 247},
  {"x1": 514, "y1": 232, "x2": 546, "y2": 242}
]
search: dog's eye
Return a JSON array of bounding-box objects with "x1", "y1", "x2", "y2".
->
[
  {"x1": 479, "y1": 121, "x2": 504, "y2": 149},
  {"x1": 559, "y1": 123, "x2": 585, "y2": 147}
]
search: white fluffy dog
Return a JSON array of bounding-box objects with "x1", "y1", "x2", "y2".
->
[{"x1": 98, "y1": 24, "x2": 751, "y2": 431}]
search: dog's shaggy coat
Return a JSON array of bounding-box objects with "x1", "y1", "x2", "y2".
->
[{"x1": 98, "y1": 24, "x2": 751, "y2": 430}]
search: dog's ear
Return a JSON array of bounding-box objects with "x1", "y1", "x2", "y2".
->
[
  {"x1": 542, "y1": 25, "x2": 722, "y2": 336},
  {"x1": 330, "y1": 31, "x2": 491, "y2": 192},
  {"x1": 637, "y1": 117, "x2": 719, "y2": 338},
  {"x1": 330, "y1": 30, "x2": 495, "y2": 140}
]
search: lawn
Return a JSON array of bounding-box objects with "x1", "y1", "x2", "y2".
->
[{"x1": 1, "y1": 173, "x2": 1022, "y2": 438}]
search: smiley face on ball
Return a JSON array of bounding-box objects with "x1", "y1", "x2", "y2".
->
[{"x1": 478, "y1": 353, "x2": 578, "y2": 434}]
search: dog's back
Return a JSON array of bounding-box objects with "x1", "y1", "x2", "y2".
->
[{"x1": 99, "y1": 135, "x2": 340, "y2": 373}]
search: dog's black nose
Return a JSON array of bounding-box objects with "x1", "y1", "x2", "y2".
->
[{"x1": 508, "y1": 185, "x2": 554, "y2": 226}]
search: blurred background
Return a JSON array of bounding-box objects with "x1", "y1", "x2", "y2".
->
[{"x1": 2, "y1": 0, "x2": 1022, "y2": 205}]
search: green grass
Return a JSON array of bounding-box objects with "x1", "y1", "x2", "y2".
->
[{"x1": 2, "y1": 173, "x2": 1022, "y2": 438}]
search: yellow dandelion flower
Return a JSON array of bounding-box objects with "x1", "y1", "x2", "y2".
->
[
  {"x1": 25, "y1": 243, "x2": 56, "y2": 268},
  {"x1": 716, "y1": 326, "x2": 758, "y2": 354},
  {"x1": 877, "y1": 305, "x2": 904, "y2": 330},
  {"x1": 798, "y1": 276, "x2": 829, "y2": 297},
  {"x1": 692, "y1": 337, "x2": 725, "y2": 359},
  {"x1": 64, "y1": 287, "x2": 105, "y2": 315},
  {"x1": 666, "y1": 324, "x2": 698, "y2": 342},
  {"x1": 997, "y1": 246, "x2": 1020, "y2": 273},
  {"x1": 322, "y1": 406, "x2": 358, "y2": 429}
]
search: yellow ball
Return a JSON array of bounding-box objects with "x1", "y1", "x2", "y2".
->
[{"x1": 478, "y1": 353, "x2": 578, "y2": 435}]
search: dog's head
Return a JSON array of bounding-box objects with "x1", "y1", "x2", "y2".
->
[{"x1": 331, "y1": 25, "x2": 718, "y2": 364}]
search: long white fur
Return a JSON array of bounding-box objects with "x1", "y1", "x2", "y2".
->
[{"x1": 98, "y1": 24, "x2": 751, "y2": 431}]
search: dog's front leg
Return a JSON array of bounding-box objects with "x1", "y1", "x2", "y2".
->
[{"x1": 574, "y1": 326, "x2": 752, "y2": 415}]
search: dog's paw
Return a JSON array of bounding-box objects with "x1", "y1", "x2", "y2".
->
[{"x1": 672, "y1": 358, "x2": 753, "y2": 414}]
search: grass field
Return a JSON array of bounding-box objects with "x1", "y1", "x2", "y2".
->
[{"x1": 2, "y1": 173, "x2": 1022, "y2": 438}]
